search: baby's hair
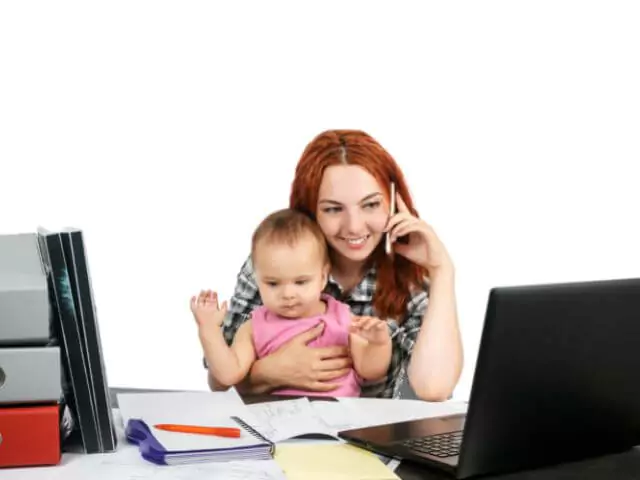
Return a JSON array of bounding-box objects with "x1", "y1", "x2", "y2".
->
[{"x1": 251, "y1": 208, "x2": 329, "y2": 265}]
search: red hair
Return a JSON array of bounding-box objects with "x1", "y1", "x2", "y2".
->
[{"x1": 289, "y1": 129, "x2": 428, "y2": 323}]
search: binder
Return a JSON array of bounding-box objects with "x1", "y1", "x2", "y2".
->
[
  {"x1": 0, "y1": 346, "x2": 62, "y2": 404},
  {"x1": 0, "y1": 404, "x2": 61, "y2": 468},
  {"x1": 0, "y1": 233, "x2": 50, "y2": 345},
  {"x1": 35, "y1": 226, "x2": 117, "y2": 454},
  {"x1": 125, "y1": 416, "x2": 275, "y2": 465},
  {"x1": 36, "y1": 228, "x2": 101, "y2": 453},
  {"x1": 59, "y1": 228, "x2": 117, "y2": 452}
]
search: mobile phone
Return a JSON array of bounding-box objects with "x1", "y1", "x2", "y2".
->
[{"x1": 385, "y1": 182, "x2": 396, "y2": 255}]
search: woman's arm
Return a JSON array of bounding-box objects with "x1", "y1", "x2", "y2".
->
[
  {"x1": 407, "y1": 268, "x2": 463, "y2": 401},
  {"x1": 210, "y1": 321, "x2": 353, "y2": 394},
  {"x1": 209, "y1": 353, "x2": 285, "y2": 394},
  {"x1": 385, "y1": 193, "x2": 463, "y2": 401}
]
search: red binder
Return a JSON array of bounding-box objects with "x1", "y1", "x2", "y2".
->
[{"x1": 0, "y1": 404, "x2": 61, "y2": 468}]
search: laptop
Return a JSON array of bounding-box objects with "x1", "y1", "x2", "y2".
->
[{"x1": 339, "y1": 277, "x2": 640, "y2": 478}]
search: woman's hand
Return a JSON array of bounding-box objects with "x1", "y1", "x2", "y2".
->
[
  {"x1": 385, "y1": 194, "x2": 454, "y2": 276},
  {"x1": 259, "y1": 322, "x2": 353, "y2": 392}
]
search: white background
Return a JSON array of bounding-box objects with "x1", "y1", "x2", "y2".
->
[{"x1": 1, "y1": 1, "x2": 639, "y2": 401}]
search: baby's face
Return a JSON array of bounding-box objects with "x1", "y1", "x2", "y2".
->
[{"x1": 254, "y1": 234, "x2": 328, "y2": 319}]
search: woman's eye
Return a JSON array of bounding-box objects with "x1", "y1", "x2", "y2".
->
[
  {"x1": 322, "y1": 206, "x2": 342, "y2": 214},
  {"x1": 363, "y1": 201, "x2": 381, "y2": 210}
]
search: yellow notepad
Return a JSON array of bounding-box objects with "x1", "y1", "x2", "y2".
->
[{"x1": 274, "y1": 443, "x2": 400, "y2": 480}]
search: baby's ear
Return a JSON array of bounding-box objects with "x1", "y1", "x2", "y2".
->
[{"x1": 321, "y1": 263, "x2": 330, "y2": 286}]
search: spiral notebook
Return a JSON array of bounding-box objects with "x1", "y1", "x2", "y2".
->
[
  {"x1": 125, "y1": 416, "x2": 274, "y2": 465},
  {"x1": 117, "y1": 390, "x2": 274, "y2": 465}
]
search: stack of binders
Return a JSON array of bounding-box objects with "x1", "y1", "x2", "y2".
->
[
  {"x1": 0, "y1": 228, "x2": 118, "y2": 469},
  {"x1": 0, "y1": 233, "x2": 64, "y2": 468}
]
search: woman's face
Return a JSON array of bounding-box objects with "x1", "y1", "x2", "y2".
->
[{"x1": 316, "y1": 165, "x2": 390, "y2": 265}]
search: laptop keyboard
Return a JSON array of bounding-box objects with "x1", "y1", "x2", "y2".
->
[{"x1": 400, "y1": 431, "x2": 463, "y2": 458}]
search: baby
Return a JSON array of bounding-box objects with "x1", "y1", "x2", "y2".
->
[{"x1": 192, "y1": 208, "x2": 392, "y2": 397}]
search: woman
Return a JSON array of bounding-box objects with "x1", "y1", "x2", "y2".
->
[{"x1": 206, "y1": 129, "x2": 463, "y2": 401}]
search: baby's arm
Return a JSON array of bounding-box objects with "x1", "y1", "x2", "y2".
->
[
  {"x1": 202, "y1": 321, "x2": 256, "y2": 388},
  {"x1": 349, "y1": 316, "x2": 392, "y2": 381},
  {"x1": 192, "y1": 290, "x2": 256, "y2": 388}
]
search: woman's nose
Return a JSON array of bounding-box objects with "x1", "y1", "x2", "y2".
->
[{"x1": 344, "y1": 210, "x2": 365, "y2": 233}]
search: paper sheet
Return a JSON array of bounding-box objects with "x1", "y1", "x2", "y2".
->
[
  {"x1": 310, "y1": 399, "x2": 371, "y2": 432},
  {"x1": 117, "y1": 388, "x2": 245, "y2": 424},
  {"x1": 245, "y1": 396, "x2": 468, "y2": 443},
  {"x1": 61, "y1": 448, "x2": 286, "y2": 480},
  {"x1": 275, "y1": 443, "x2": 400, "y2": 480},
  {"x1": 246, "y1": 398, "x2": 334, "y2": 442},
  {"x1": 337, "y1": 397, "x2": 468, "y2": 429}
]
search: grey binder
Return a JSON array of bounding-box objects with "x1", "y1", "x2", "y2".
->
[
  {"x1": 0, "y1": 233, "x2": 50, "y2": 345},
  {"x1": 0, "y1": 346, "x2": 62, "y2": 404}
]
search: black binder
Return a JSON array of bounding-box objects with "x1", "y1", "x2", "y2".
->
[
  {"x1": 37, "y1": 228, "x2": 100, "y2": 453},
  {"x1": 60, "y1": 228, "x2": 117, "y2": 452},
  {"x1": 36, "y1": 227, "x2": 117, "y2": 453}
]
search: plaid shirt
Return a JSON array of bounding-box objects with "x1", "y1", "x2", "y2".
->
[{"x1": 217, "y1": 256, "x2": 430, "y2": 399}]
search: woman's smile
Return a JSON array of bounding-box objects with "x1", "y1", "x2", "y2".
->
[{"x1": 338, "y1": 234, "x2": 371, "y2": 249}]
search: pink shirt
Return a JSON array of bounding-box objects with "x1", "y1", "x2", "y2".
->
[{"x1": 251, "y1": 294, "x2": 361, "y2": 397}]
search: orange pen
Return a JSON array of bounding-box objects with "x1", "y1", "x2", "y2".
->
[{"x1": 153, "y1": 423, "x2": 241, "y2": 438}]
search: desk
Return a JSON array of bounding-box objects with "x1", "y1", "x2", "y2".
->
[{"x1": 108, "y1": 387, "x2": 640, "y2": 480}]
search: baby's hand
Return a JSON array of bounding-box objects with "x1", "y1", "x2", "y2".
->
[
  {"x1": 350, "y1": 316, "x2": 390, "y2": 345},
  {"x1": 190, "y1": 290, "x2": 228, "y2": 332}
]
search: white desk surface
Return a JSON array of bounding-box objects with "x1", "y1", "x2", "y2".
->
[
  {"x1": 0, "y1": 394, "x2": 467, "y2": 480},
  {"x1": 0, "y1": 409, "x2": 288, "y2": 480}
]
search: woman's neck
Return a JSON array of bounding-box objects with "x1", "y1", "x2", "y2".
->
[{"x1": 330, "y1": 251, "x2": 368, "y2": 292}]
